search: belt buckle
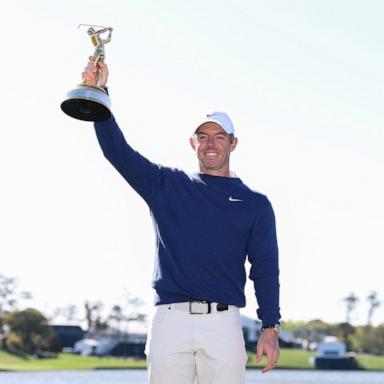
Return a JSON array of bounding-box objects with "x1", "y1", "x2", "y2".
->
[{"x1": 189, "y1": 301, "x2": 211, "y2": 314}]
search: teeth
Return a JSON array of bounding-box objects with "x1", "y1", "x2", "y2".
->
[{"x1": 205, "y1": 152, "x2": 218, "y2": 157}]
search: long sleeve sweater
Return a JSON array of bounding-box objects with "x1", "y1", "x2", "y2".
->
[{"x1": 94, "y1": 115, "x2": 280, "y2": 326}]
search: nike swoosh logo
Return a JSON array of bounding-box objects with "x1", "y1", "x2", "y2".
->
[{"x1": 229, "y1": 196, "x2": 243, "y2": 202}]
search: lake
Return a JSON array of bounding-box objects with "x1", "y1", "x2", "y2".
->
[{"x1": 0, "y1": 369, "x2": 383, "y2": 384}]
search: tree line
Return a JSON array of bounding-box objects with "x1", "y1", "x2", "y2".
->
[
  {"x1": 283, "y1": 291, "x2": 383, "y2": 354},
  {"x1": 0, "y1": 274, "x2": 146, "y2": 354},
  {"x1": 1, "y1": 274, "x2": 383, "y2": 355}
]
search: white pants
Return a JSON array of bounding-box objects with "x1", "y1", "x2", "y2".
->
[{"x1": 145, "y1": 304, "x2": 248, "y2": 384}]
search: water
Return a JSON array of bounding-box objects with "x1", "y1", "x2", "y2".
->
[{"x1": 0, "y1": 369, "x2": 383, "y2": 384}]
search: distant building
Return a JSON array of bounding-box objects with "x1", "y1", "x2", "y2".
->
[
  {"x1": 73, "y1": 333, "x2": 146, "y2": 358},
  {"x1": 51, "y1": 325, "x2": 86, "y2": 350},
  {"x1": 317, "y1": 338, "x2": 346, "y2": 358},
  {"x1": 313, "y1": 337, "x2": 360, "y2": 370},
  {"x1": 240, "y1": 315, "x2": 260, "y2": 351}
]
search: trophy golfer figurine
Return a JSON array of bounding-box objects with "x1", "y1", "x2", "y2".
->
[{"x1": 61, "y1": 25, "x2": 113, "y2": 122}]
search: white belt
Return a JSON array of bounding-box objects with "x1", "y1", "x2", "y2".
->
[{"x1": 161, "y1": 301, "x2": 238, "y2": 314}]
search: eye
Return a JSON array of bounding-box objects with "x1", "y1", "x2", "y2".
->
[{"x1": 197, "y1": 134, "x2": 208, "y2": 141}]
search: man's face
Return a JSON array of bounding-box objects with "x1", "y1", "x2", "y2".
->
[{"x1": 189, "y1": 122, "x2": 238, "y2": 176}]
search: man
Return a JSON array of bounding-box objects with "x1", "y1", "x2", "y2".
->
[{"x1": 82, "y1": 57, "x2": 280, "y2": 384}]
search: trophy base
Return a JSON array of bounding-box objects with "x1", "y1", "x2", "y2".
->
[{"x1": 61, "y1": 85, "x2": 112, "y2": 122}]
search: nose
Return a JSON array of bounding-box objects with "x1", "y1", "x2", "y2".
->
[{"x1": 207, "y1": 136, "x2": 215, "y2": 146}]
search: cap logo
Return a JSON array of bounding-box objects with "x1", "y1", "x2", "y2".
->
[{"x1": 194, "y1": 111, "x2": 235, "y2": 136}]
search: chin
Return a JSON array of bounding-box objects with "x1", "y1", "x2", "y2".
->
[{"x1": 202, "y1": 162, "x2": 220, "y2": 170}]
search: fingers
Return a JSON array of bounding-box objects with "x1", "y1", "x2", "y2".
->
[
  {"x1": 275, "y1": 349, "x2": 280, "y2": 363},
  {"x1": 256, "y1": 342, "x2": 263, "y2": 363},
  {"x1": 98, "y1": 69, "x2": 109, "y2": 88},
  {"x1": 257, "y1": 335, "x2": 280, "y2": 374},
  {"x1": 262, "y1": 348, "x2": 280, "y2": 373},
  {"x1": 262, "y1": 349, "x2": 277, "y2": 373},
  {"x1": 81, "y1": 58, "x2": 98, "y2": 85},
  {"x1": 96, "y1": 61, "x2": 109, "y2": 87},
  {"x1": 82, "y1": 56, "x2": 109, "y2": 87},
  {"x1": 82, "y1": 64, "x2": 96, "y2": 84},
  {"x1": 87, "y1": 60, "x2": 98, "y2": 73},
  {"x1": 86, "y1": 56, "x2": 97, "y2": 72}
]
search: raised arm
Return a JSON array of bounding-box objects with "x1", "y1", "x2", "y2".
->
[
  {"x1": 82, "y1": 57, "x2": 162, "y2": 203},
  {"x1": 94, "y1": 115, "x2": 162, "y2": 203}
]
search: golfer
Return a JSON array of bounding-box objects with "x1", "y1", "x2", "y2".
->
[{"x1": 82, "y1": 57, "x2": 281, "y2": 384}]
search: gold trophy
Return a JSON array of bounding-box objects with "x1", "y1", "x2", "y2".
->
[{"x1": 61, "y1": 25, "x2": 113, "y2": 122}]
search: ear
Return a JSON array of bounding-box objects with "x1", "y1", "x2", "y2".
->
[
  {"x1": 229, "y1": 137, "x2": 238, "y2": 152},
  {"x1": 189, "y1": 136, "x2": 197, "y2": 151}
]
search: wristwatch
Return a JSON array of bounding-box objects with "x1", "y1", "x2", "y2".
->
[{"x1": 261, "y1": 324, "x2": 281, "y2": 335}]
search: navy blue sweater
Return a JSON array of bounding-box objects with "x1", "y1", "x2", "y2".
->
[{"x1": 95, "y1": 116, "x2": 280, "y2": 326}]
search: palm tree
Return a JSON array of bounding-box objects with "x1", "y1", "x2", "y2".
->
[
  {"x1": 341, "y1": 292, "x2": 359, "y2": 350},
  {"x1": 343, "y1": 292, "x2": 359, "y2": 324},
  {"x1": 367, "y1": 291, "x2": 380, "y2": 326}
]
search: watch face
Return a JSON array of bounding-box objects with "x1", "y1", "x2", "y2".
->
[{"x1": 262, "y1": 324, "x2": 281, "y2": 334}]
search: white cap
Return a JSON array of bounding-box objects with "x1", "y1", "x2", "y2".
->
[{"x1": 195, "y1": 111, "x2": 235, "y2": 135}]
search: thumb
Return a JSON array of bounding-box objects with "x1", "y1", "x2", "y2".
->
[{"x1": 98, "y1": 62, "x2": 109, "y2": 87}]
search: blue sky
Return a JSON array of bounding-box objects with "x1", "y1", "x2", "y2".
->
[{"x1": 1, "y1": 0, "x2": 383, "y2": 326}]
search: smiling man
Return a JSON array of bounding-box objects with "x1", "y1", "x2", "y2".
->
[
  {"x1": 82, "y1": 57, "x2": 281, "y2": 384},
  {"x1": 190, "y1": 113, "x2": 238, "y2": 177}
]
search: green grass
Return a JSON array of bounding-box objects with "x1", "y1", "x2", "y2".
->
[
  {"x1": 0, "y1": 350, "x2": 146, "y2": 371},
  {"x1": 355, "y1": 354, "x2": 384, "y2": 370},
  {"x1": 247, "y1": 348, "x2": 316, "y2": 369},
  {"x1": 1, "y1": 348, "x2": 383, "y2": 371}
]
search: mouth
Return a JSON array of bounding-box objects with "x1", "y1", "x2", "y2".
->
[{"x1": 204, "y1": 151, "x2": 219, "y2": 158}]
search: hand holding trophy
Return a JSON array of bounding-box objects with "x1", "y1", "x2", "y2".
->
[{"x1": 61, "y1": 25, "x2": 113, "y2": 122}]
